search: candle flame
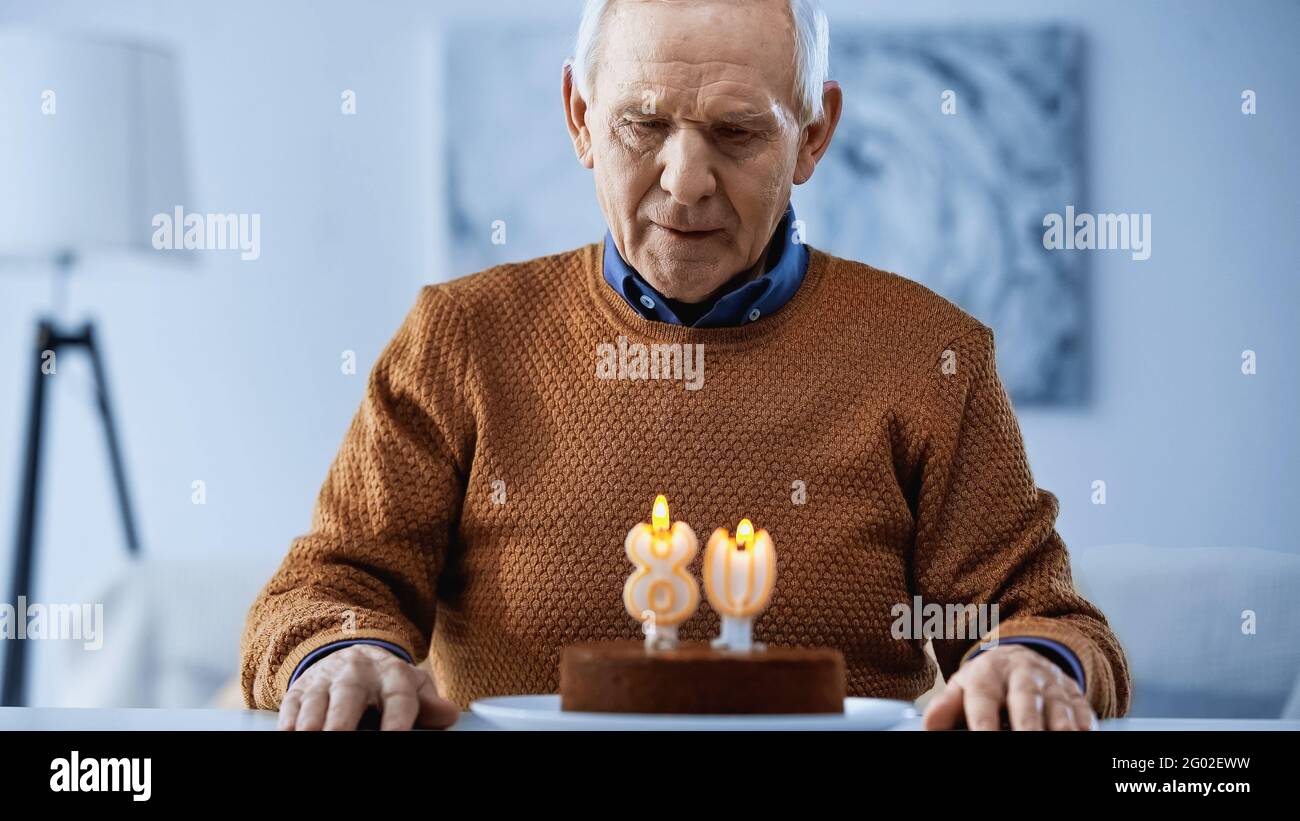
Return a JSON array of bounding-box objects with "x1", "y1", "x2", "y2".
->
[
  {"x1": 736, "y1": 518, "x2": 754, "y2": 551},
  {"x1": 652, "y1": 495, "x2": 670, "y2": 533}
]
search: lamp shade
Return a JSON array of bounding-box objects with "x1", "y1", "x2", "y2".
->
[{"x1": 0, "y1": 28, "x2": 189, "y2": 262}]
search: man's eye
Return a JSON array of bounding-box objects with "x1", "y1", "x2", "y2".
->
[
  {"x1": 623, "y1": 119, "x2": 667, "y2": 134},
  {"x1": 716, "y1": 126, "x2": 752, "y2": 142}
]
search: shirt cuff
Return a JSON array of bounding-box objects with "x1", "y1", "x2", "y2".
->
[
  {"x1": 286, "y1": 639, "x2": 414, "y2": 691},
  {"x1": 965, "y1": 636, "x2": 1087, "y2": 693}
]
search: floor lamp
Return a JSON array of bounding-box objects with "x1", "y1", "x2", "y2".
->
[{"x1": 0, "y1": 29, "x2": 189, "y2": 706}]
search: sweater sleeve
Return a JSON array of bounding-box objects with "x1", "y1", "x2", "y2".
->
[
  {"x1": 240, "y1": 285, "x2": 475, "y2": 709},
  {"x1": 906, "y1": 325, "x2": 1132, "y2": 718}
]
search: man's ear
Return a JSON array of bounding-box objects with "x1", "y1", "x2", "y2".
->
[
  {"x1": 563, "y1": 61, "x2": 595, "y2": 169},
  {"x1": 793, "y1": 80, "x2": 842, "y2": 185}
]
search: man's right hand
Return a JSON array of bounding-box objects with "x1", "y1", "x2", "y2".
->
[{"x1": 278, "y1": 644, "x2": 461, "y2": 731}]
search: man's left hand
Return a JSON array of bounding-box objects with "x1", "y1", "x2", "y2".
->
[{"x1": 923, "y1": 643, "x2": 1096, "y2": 731}]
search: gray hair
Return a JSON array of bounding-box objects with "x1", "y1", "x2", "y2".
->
[{"x1": 570, "y1": 0, "x2": 830, "y2": 127}]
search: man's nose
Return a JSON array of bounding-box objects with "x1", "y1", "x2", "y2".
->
[{"x1": 658, "y1": 129, "x2": 717, "y2": 207}]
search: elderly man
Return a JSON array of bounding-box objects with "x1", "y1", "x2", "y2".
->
[{"x1": 241, "y1": 0, "x2": 1130, "y2": 731}]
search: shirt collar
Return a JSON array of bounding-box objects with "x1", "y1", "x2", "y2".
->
[{"x1": 601, "y1": 203, "x2": 808, "y2": 328}]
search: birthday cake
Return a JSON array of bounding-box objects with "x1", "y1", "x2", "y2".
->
[
  {"x1": 560, "y1": 640, "x2": 845, "y2": 714},
  {"x1": 558, "y1": 496, "x2": 846, "y2": 715}
]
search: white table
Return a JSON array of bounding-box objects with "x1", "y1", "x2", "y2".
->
[{"x1": 3, "y1": 707, "x2": 1299, "y2": 731}]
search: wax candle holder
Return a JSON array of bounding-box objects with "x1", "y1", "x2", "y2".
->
[
  {"x1": 623, "y1": 495, "x2": 700, "y2": 649},
  {"x1": 704, "y1": 519, "x2": 776, "y2": 652}
]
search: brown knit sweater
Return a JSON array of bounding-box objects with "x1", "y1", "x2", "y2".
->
[{"x1": 240, "y1": 242, "x2": 1131, "y2": 717}]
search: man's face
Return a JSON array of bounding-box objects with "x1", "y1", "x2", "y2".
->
[{"x1": 574, "y1": 0, "x2": 809, "y2": 303}]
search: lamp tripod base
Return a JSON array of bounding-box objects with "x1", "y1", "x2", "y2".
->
[{"x1": 2, "y1": 318, "x2": 140, "y2": 707}]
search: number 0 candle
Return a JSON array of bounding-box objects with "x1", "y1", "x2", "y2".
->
[
  {"x1": 623, "y1": 495, "x2": 700, "y2": 649},
  {"x1": 704, "y1": 518, "x2": 776, "y2": 652}
]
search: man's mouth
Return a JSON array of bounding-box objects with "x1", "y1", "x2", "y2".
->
[{"x1": 653, "y1": 221, "x2": 723, "y2": 239}]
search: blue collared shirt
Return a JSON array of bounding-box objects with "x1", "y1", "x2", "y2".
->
[{"x1": 602, "y1": 204, "x2": 808, "y2": 328}]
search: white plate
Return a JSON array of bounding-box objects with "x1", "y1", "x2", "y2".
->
[{"x1": 469, "y1": 695, "x2": 918, "y2": 731}]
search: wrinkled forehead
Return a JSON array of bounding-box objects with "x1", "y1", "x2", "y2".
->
[{"x1": 593, "y1": 0, "x2": 799, "y2": 126}]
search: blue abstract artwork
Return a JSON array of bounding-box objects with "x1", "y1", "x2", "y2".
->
[{"x1": 445, "y1": 24, "x2": 1086, "y2": 403}]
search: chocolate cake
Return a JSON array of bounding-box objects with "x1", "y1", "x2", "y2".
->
[{"x1": 560, "y1": 640, "x2": 846, "y2": 714}]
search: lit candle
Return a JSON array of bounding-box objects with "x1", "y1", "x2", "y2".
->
[
  {"x1": 623, "y1": 495, "x2": 700, "y2": 649},
  {"x1": 704, "y1": 518, "x2": 776, "y2": 652}
]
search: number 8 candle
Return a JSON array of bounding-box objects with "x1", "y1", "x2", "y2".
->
[
  {"x1": 704, "y1": 518, "x2": 776, "y2": 652},
  {"x1": 623, "y1": 495, "x2": 700, "y2": 649}
]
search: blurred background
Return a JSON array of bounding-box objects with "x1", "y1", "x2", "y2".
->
[{"x1": 0, "y1": 0, "x2": 1297, "y2": 717}]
